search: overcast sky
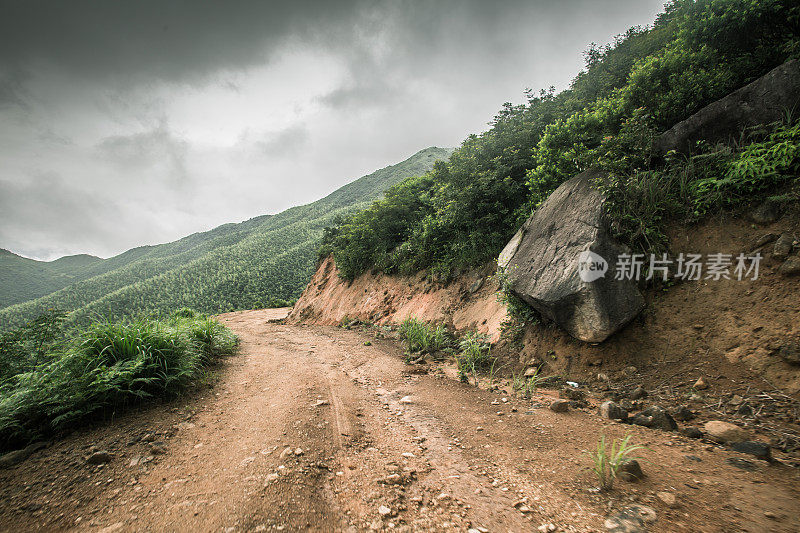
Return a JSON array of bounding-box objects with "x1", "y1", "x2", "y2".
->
[{"x1": 0, "y1": 0, "x2": 664, "y2": 261}]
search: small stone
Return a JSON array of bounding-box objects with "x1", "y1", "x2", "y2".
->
[
  {"x1": 597, "y1": 373, "x2": 609, "y2": 381},
  {"x1": 693, "y1": 377, "x2": 708, "y2": 390},
  {"x1": 378, "y1": 505, "x2": 392, "y2": 517},
  {"x1": 149, "y1": 443, "x2": 167, "y2": 455},
  {"x1": 670, "y1": 406, "x2": 695, "y2": 422},
  {"x1": 524, "y1": 367, "x2": 540, "y2": 378},
  {"x1": 730, "y1": 441, "x2": 772, "y2": 462},
  {"x1": 599, "y1": 401, "x2": 628, "y2": 421},
  {"x1": 618, "y1": 459, "x2": 645, "y2": 482},
  {"x1": 294, "y1": 448, "x2": 304, "y2": 456},
  {"x1": 537, "y1": 524, "x2": 556, "y2": 532},
  {"x1": 656, "y1": 491, "x2": 677, "y2": 508},
  {"x1": 604, "y1": 504, "x2": 656, "y2": 532},
  {"x1": 704, "y1": 421, "x2": 749, "y2": 444},
  {"x1": 680, "y1": 427, "x2": 703, "y2": 439},
  {"x1": 779, "y1": 256, "x2": 800, "y2": 276},
  {"x1": 279, "y1": 447, "x2": 294, "y2": 459},
  {"x1": 476, "y1": 427, "x2": 484, "y2": 432},
  {"x1": 86, "y1": 451, "x2": 113, "y2": 465},
  {"x1": 382, "y1": 473, "x2": 403, "y2": 485},
  {"x1": 737, "y1": 404, "x2": 754, "y2": 417},
  {"x1": 728, "y1": 394, "x2": 744, "y2": 406},
  {"x1": 549, "y1": 399, "x2": 570, "y2": 413},
  {"x1": 628, "y1": 386, "x2": 647, "y2": 400},
  {"x1": 773, "y1": 233, "x2": 793, "y2": 260},
  {"x1": 313, "y1": 399, "x2": 330, "y2": 407},
  {"x1": 398, "y1": 396, "x2": 413, "y2": 404},
  {"x1": 401, "y1": 452, "x2": 415, "y2": 458},
  {"x1": 623, "y1": 366, "x2": 637, "y2": 376},
  {"x1": 631, "y1": 406, "x2": 677, "y2": 431}
]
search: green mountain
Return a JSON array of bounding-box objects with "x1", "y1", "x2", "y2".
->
[
  {"x1": 0, "y1": 250, "x2": 103, "y2": 308},
  {"x1": 0, "y1": 147, "x2": 452, "y2": 329}
]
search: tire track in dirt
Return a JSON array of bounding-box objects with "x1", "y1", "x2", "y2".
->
[{"x1": 2, "y1": 308, "x2": 799, "y2": 532}]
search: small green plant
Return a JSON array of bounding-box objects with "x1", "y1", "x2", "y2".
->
[
  {"x1": 512, "y1": 368, "x2": 542, "y2": 399},
  {"x1": 585, "y1": 434, "x2": 644, "y2": 491},
  {"x1": 455, "y1": 331, "x2": 493, "y2": 385},
  {"x1": 398, "y1": 317, "x2": 451, "y2": 357}
]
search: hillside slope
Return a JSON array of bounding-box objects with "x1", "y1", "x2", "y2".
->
[
  {"x1": 0, "y1": 250, "x2": 103, "y2": 308},
  {"x1": 0, "y1": 147, "x2": 452, "y2": 329}
]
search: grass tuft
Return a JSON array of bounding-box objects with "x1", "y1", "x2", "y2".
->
[{"x1": 0, "y1": 310, "x2": 238, "y2": 450}]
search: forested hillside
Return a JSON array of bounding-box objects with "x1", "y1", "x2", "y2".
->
[
  {"x1": 0, "y1": 147, "x2": 451, "y2": 330},
  {"x1": 323, "y1": 0, "x2": 800, "y2": 280},
  {"x1": 0, "y1": 250, "x2": 102, "y2": 308}
]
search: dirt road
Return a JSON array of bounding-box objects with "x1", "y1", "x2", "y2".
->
[{"x1": 1, "y1": 309, "x2": 798, "y2": 532}]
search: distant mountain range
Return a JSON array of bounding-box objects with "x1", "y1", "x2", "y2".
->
[{"x1": 0, "y1": 146, "x2": 452, "y2": 329}]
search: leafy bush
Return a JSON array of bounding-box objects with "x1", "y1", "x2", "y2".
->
[
  {"x1": 598, "y1": 117, "x2": 800, "y2": 256},
  {"x1": 0, "y1": 311, "x2": 238, "y2": 449},
  {"x1": 585, "y1": 434, "x2": 644, "y2": 491},
  {"x1": 397, "y1": 317, "x2": 451, "y2": 356}
]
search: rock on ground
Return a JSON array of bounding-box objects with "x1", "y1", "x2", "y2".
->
[
  {"x1": 704, "y1": 421, "x2": 750, "y2": 444},
  {"x1": 500, "y1": 170, "x2": 645, "y2": 343},
  {"x1": 654, "y1": 59, "x2": 800, "y2": 155},
  {"x1": 599, "y1": 401, "x2": 629, "y2": 421}
]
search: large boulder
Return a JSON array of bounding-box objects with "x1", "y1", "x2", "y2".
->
[
  {"x1": 500, "y1": 170, "x2": 644, "y2": 343},
  {"x1": 655, "y1": 59, "x2": 800, "y2": 155}
]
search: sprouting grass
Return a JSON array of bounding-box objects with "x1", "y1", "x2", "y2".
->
[
  {"x1": 512, "y1": 367, "x2": 543, "y2": 399},
  {"x1": 0, "y1": 309, "x2": 238, "y2": 450},
  {"x1": 584, "y1": 434, "x2": 644, "y2": 491},
  {"x1": 456, "y1": 331, "x2": 493, "y2": 384},
  {"x1": 398, "y1": 317, "x2": 451, "y2": 357}
]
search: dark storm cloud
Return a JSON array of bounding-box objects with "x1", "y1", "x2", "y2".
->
[
  {"x1": 0, "y1": 0, "x2": 666, "y2": 260},
  {"x1": 0, "y1": 0, "x2": 368, "y2": 83}
]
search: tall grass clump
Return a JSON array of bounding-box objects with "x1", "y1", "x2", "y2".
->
[
  {"x1": 398, "y1": 317, "x2": 451, "y2": 357},
  {"x1": 585, "y1": 434, "x2": 645, "y2": 491},
  {"x1": 456, "y1": 331, "x2": 494, "y2": 384},
  {"x1": 0, "y1": 310, "x2": 238, "y2": 450}
]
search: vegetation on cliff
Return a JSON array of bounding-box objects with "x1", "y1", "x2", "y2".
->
[{"x1": 322, "y1": 0, "x2": 800, "y2": 280}]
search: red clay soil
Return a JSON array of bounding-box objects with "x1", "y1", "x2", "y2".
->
[{"x1": 1, "y1": 308, "x2": 798, "y2": 532}]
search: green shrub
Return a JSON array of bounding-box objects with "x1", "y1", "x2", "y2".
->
[
  {"x1": 398, "y1": 317, "x2": 451, "y2": 355},
  {"x1": 0, "y1": 311, "x2": 238, "y2": 449}
]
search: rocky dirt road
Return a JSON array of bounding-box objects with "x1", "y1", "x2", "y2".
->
[{"x1": 1, "y1": 309, "x2": 798, "y2": 532}]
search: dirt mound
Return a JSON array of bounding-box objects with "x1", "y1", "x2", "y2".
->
[{"x1": 289, "y1": 256, "x2": 508, "y2": 342}]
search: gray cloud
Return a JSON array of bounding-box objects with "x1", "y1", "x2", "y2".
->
[
  {"x1": 95, "y1": 121, "x2": 189, "y2": 186},
  {"x1": 255, "y1": 124, "x2": 310, "y2": 157},
  {"x1": 0, "y1": 0, "x2": 666, "y2": 260}
]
